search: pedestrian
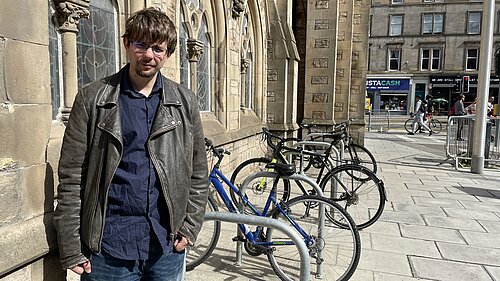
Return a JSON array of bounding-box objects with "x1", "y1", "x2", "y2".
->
[
  {"x1": 487, "y1": 96, "x2": 495, "y2": 116},
  {"x1": 409, "y1": 96, "x2": 434, "y2": 136},
  {"x1": 454, "y1": 93, "x2": 466, "y2": 140},
  {"x1": 53, "y1": 7, "x2": 209, "y2": 281}
]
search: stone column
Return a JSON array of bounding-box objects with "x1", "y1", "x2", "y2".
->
[
  {"x1": 53, "y1": 0, "x2": 90, "y2": 123},
  {"x1": 187, "y1": 39, "x2": 204, "y2": 93}
]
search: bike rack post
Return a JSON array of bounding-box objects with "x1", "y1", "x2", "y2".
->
[
  {"x1": 203, "y1": 211, "x2": 311, "y2": 281},
  {"x1": 240, "y1": 171, "x2": 326, "y2": 278},
  {"x1": 288, "y1": 140, "x2": 342, "y2": 168}
]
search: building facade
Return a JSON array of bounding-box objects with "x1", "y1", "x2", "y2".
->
[
  {"x1": 368, "y1": 0, "x2": 500, "y2": 115},
  {"x1": 0, "y1": 0, "x2": 368, "y2": 280}
]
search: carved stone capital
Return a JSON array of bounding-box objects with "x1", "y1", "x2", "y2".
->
[
  {"x1": 240, "y1": 58, "x2": 251, "y2": 73},
  {"x1": 53, "y1": 0, "x2": 90, "y2": 33},
  {"x1": 232, "y1": 0, "x2": 247, "y2": 18},
  {"x1": 187, "y1": 39, "x2": 204, "y2": 62}
]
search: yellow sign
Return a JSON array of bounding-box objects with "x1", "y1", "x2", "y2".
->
[{"x1": 365, "y1": 98, "x2": 371, "y2": 110}]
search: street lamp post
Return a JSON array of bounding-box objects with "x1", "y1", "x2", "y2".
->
[{"x1": 471, "y1": 0, "x2": 495, "y2": 174}]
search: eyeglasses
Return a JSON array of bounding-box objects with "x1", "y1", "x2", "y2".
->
[{"x1": 131, "y1": 41, "x2": 167, "y2": 57}]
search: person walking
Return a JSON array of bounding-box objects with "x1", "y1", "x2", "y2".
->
[
  {"x1": 454, "y1": 94, "x2": 466, "y2": 140},
  {"x1": 53, "y1": 7, "x2": 209, "y2": 281},
  {"x1": 409, "y1": 96, "x2": 434, "y2": 136},
  {"x1": 487, "y1": 96, "x2": 495, "y2": 116}
]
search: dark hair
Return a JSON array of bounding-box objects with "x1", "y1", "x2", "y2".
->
[
  {"x1": 426, "y1": 95, "x2": 433, "y2": 99},
  {"x1": 122, "y1": 7, "x2": 177, "y2": 57},
  {"x1": 458, "y1": 94, "x2": 465, "y2": 99}
]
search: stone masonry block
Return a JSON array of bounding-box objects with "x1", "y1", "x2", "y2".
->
[
  {"x1": 0, "y1": 0, "x2": 48, "y2": 44},
  {"x1": 0, "y1": 215, "x2": 58, "y2": 277},
  {"x1": 19, "y1": 164, "x2": 54, "y2": 220},
  {"x1": 5, "y1": 40, "x2": 51, "y2": 104},
  {"x1": 0, "y1": 104, "x2": 51, "y2": 167},
  {"x1": 0, "y1": 170, "x2": 20, "y2": 225},
  {"x1": 31, "y1": 252, "x2": 66, "y2": 281}
]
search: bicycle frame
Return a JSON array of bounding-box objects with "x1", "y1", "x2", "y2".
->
[
  {"x1": 286, "y1": 143, "x2": 360, "y2": 199},
  {"x1": 208, "y1": 155, "x2": 312, "y2": 248}
]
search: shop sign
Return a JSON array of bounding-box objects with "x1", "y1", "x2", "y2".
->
[
  {"x1": 366, "y1": 78, "x2": 410, "y2": 90},
  {"x1": 430, "y1": 76, "x2": 461, "y2": 89},
  {"x1": 431, "y1": 75, "x2": 500, "y2": 88}
]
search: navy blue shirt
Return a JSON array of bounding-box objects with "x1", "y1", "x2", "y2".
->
[{"x1": 101, "y1": 70, "x2": 170, "y2": 260}]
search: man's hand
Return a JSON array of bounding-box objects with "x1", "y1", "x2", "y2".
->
[
  {"x1": 174, "y1": 235, "x2": 190, "y2": 252},
  {"x1": 70, "y1": 260, "x2": 91, "y2": 275}
]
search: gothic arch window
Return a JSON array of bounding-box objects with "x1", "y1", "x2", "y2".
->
[
  {"x1": 179, "y1": 9, "x2": 190, "y2": 88},
  {"x1": 180, "y1": 0, "x2": 214, "y2": 112},
  {"x1": 196, "y1": 16, "x2": 210, "y2": 112},
  {"x1": 77, "y1": 0, "x2": 118, "y2": 87},
  {"x1": 241, "y1": 12, "x2": 254, "y2": 109}
]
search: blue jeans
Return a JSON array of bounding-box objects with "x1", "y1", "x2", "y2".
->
[{"x1": 81, "y1": 249, "x2": 185, "y2": 281}]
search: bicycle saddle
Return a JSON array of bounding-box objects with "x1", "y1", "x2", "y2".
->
[{"x1": 265, "y1": 162, "x2": 296, "y2": 176}]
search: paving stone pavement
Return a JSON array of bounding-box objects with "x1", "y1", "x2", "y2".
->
[{"x1": 185, "y1": 129, "x2": 500, "y2": 281}]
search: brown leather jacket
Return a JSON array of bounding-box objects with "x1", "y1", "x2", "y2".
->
[{"x1": 53, "y1": 66, "x2": 209, "y2": 269}]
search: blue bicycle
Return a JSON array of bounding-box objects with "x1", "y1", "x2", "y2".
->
[{"x1": 186, "y1": 138, "x2": 361, "y2": 281}]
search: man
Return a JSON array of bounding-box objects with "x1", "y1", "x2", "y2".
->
[
  {"x1": 409, "y1": 96, "x2": 434, "y2": 136},
  {"x1": 416, "y1": 94, "x2": 434, "y2": 133},
  {"x1": 454, "y1": 94, "x2": 466, "y2": 140},
  {"x1": 53, "y1": 7, "x2": 209, "y2": 281},
  {"x1": 487, "y1": 96, "x2": 495, "y2": 116}
]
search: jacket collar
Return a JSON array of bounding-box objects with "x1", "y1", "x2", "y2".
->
[
  {"x1": 96, "y1": 65, "x2": 182, "y2": 142},
  {"x1": 96, "y1": 64, "x2": 183, "y2": 108}
]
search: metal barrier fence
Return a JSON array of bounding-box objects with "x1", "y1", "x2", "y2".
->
[
  {"x1": 365, "y1": 110, "x2": 390, "y2": 132},
  {"x1": 446, "y1": 116, "x2": 500, "y2": 169}
]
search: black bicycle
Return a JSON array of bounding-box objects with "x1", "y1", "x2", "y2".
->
[{"x1": 230, "y1": 128, "x2": 386, "y2": 229}]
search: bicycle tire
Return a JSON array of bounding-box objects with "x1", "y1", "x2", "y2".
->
[
  {"x1": 230, "y1": 157, "x2": 291, "y2": 213},
  {"x1": 186, "y1": 195, "x2": 221, "y2": 271},
  {"x1": 344, "y1": 143, "x2": 377, "y2": 177},
  {"x1": 404, "y1": 118, "x2": 413, "y2": 133},
  {"x1": 266, "y1": 195, "x2": 361, "y2": 281},
  {"x1": 429, "y1": 119, "x2": 442, "y2": 134},
  {"x1": 319, "y1": 164, "x2": 386, "y2": 229}
]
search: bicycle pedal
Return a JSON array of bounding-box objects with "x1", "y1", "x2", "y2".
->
[{"x1": 232, "y1": 236, "x2": 246, "y2": 242}]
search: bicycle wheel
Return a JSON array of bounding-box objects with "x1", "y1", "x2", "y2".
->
[
  {"x1": 404, "y1": 118, "x2": 413, "y2": 133},
  {"x1": 266, "y1": 195, "x2": 361, "y2": 281},
  {"x1": 429, "y1": 119, "x2": 442, "y2": 134},
  {"x1": 320, "y1": 164, "x2": 386, "y2": 229},
  {"x1": 344, "y1": 143, "x2": 377, "y2": 176},
  {"x1": 186, "y1": 195, "x2": 221, "y2": 271},
  {"x1": 230, "y1": 157, "x2": 291, "y2": 213}
]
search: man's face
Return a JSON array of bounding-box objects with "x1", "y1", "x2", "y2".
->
[{"x1": 124, "y1": 38, "x2": 169, "y2": 79}]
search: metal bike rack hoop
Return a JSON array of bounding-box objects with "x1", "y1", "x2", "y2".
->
[{"x1": 204, "y1": 211, "x2": 311, "y2": 281}]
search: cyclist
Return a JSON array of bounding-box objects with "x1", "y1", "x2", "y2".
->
[{"x1": 409, "y1": 96, "x2": 434, "y2": 136}]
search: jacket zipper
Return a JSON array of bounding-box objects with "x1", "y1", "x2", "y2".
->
[
  {"x1": 92, "y1": 131, "x2": 123, "y2": 253},
  {"x1": 147, "y1": 122, "x2": 177, "y2": 237}
]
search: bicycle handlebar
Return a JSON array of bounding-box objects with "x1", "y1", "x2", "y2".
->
[{"x1": 205, "y1": 138, "x2": 231, "y2": 161}]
